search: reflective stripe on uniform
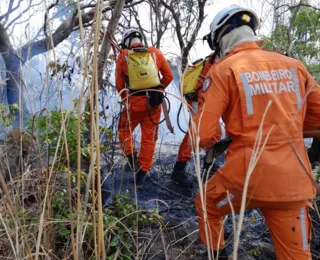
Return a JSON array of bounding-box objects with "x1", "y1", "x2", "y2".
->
[
  {"x1": 300, "y1": 207, "x2": 308, "y2": 251},
  {"x1": 290, "y1": 68, "x2": 302, "y2": 110},
  {"x1": 152, "y1": 125, "x2": 157, "y2": 142},
  {"x1": 152, "y1": 52, "x2": 159, "y2": 74},
  {"x1": 216, "y1": 193, "x2": 234, "y2": 208},
  {"x1": 240, "y1": 73, "x2": 254, "y2": 115},
  {"x1": 152, "y1": 52, "x2": 157, "y2": 64}
]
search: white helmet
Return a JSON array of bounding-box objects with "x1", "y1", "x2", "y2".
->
[
  {"x1": 121, "y1": 28, "x2": 143, "y2": 49},
  {"x1": 204, "y1": 5, "x2": 260, "y2": 50}
]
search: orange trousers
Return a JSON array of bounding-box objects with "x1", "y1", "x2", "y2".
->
[
  {"x1": 195, "y1": 174, "x2": 312, "y2": 260},
  {"x1": 118, "y1": 96, "x2": 160, "y2": 172},
  {"x1": 177, "y1": 132, "x2": 221, "y2": 162},
  {"x1": 177, "y1": 133, "x2": 192, "y2": 162}
]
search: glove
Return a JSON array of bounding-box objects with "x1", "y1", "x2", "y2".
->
[
  {"x1": 149, "y1": 90, "x2": 164, "y2": 109},
  {"x1": 205, "y1": 136, "x2": 232, "y2": 165}
]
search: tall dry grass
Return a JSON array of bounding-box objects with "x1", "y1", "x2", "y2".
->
[{"x1": 0, "y1": 1, "x2": 319, "y2": 260}]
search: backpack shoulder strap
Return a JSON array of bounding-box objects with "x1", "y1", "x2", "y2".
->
[{"x1": 152, "y1": 52, "x2": 157, "y2": 64}]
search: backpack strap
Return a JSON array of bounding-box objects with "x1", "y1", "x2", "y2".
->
[
  {"x1": 152, "y1": 52, "x2": 157, "y2": 66},
  {"x1": 149, "y1": 49, "x2": 161, "y2": 85},
  {"x1": 196, "y1": 59, "x2": 209, "y2": 89}
]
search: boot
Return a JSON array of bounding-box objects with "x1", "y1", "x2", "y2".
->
[
  {"x1": 135, "y1": 169, "x2": 148, "y2": 186},
  {"x1": 170, "y1": 161, "x2": 194, "y2": 187},
  {"x1": 125, "y1": 153, "x2": 139, "y2": 172},
  {"x1": 202, "y1": 248, "x2": 229, "y2": 259}
]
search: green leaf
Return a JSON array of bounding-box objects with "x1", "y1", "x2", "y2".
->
[
  {"x1": 110, "y1": 234, "x2": 121, "y2": 247},
  {"x1": 60, "y1": 229, "x2": 71, "y2": 237}
]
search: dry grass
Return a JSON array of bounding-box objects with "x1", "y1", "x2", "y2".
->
[{"x1": 0, "y1": 1, "x2": 319, "y2": 260}]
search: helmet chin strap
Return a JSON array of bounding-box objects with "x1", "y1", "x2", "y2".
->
[{"x1": 125, "y1": 37, "x2": 142, "y2": 49}]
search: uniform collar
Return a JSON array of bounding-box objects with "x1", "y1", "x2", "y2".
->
[{"x1": 228, "y1": 41, "x2": 263, "y2": 55}]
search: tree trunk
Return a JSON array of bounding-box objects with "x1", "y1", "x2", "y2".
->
[
  {"x1": 98, "y1": 0, "x2": 126, "y2": 88},
  {"x1": 0, "y1": 23, "x2": 30, "y2": 128}
]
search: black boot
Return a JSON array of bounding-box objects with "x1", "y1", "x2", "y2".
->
[
  {"x1": 125, "y1": 153, "x2": 139, "y2": 172},
  {"x1": 135, "y1": 169, "x2": 148, "y2": 186},
  {"x1": 170, "y1": 161, "x2": 194, "y2": 187}
]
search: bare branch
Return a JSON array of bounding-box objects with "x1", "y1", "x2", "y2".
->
[
  {"x1": 18, "y1": 0, "x2": 144, "y2": 62},
  {"x1": 276, "y1": 3, "x2": 320, "y2": 11},
  {"x1": 5, "y1": 1, "x2": 42, "y2": 29},
  {"x1": 44, "y1": 0, "x2": 60, "y2": 38},
  {"x1": 98, "y1": 0, "x2": 127, "y2": 88},
  {"x1": 129, "y1": 6, "x2": 148, "y2": 45},
  {"x1": 159, "y1": 0, "x2": 208, "y2": 69},
  {"x1": 160, "y1": 0, "x2": 184, "y2": 50},
  {"x1": 0, "y1": 0, "x2": 23, "y2": 23},
  {"x1": 275, "y1": 2, "x2": 320, "y2": 17}
]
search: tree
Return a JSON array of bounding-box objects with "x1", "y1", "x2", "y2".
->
[
  {"x1": 263, "y1": 0, "x2": 320, "y2": 165},
  {"x1": 157, "y1": 0, "x2": 208, "y2": 71},
  {"x1": 0, "y1": 0, "x2": 144, "y2": 127},
  {"x1": 119, "y1": 0, "x2": 209, "y2": 71},
  {"x1": 263, "y1": 1, "x2": 320, "y2": 81}
]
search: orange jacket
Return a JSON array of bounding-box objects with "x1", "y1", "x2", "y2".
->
[
  {"x1": 193, "y1": 41, "x2": 320, "y2": 201},
  {"x1": 115, "y1": 43, "x2": 173, "y2": 100}
]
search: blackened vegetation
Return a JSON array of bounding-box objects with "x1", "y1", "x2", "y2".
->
[{"x1": 101, "y1": 151, "x2": 320, "y2": 259}]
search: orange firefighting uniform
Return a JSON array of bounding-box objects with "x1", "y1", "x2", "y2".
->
[
  {"x1": 177, "y1": 54, "x2": 222, "y2": 162},
  {"x1": 193, "y1": 42, "x2": 320, "y2": 259},
  {"x1": 116, "y1": 43, "x2": 173, "y2": 172}
]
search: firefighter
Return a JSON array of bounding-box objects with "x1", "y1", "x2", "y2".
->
[
  {"x1": 193, "y1": 5, "x2": 320, "y2": 259},
  {"x1": 116, "y1": 28, "x2": 173, "y2": 184},
  {"x1": 171, "y1": 53, "x2": 222, "y2": 187}
]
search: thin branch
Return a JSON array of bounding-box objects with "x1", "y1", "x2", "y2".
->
[
  {"x1": 276, "y1": 3, "x2": 320, "y2": 11},
  {"x1": 129, "y1": 6, "x2": 148, "y2": 45},
  {"x1": 160, "y1": 0, "x2": 184, "y2": 50},
  {"x1": 5, "y1": 1, "x2": 42, "y2": 29},
  {"x1": 0, "y1": 0, "x2": 23, "y2": 23},
  {"x1": 26, "y1": 25, "x2": 44, "y2": 43},
  {"x1": 44, "y1": 0, "x2": 60, "y2": 38},
  {"x1": 18, "y1": 0, "x2": 144, "y2": 62}
]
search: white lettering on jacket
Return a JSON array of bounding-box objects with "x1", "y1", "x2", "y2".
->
[
  {"x1": 240, "y1": 68, "x2": 301, "y2": 115},
  {"x1": 243, "y1": 69, "x2": 295, "y2": 96}
]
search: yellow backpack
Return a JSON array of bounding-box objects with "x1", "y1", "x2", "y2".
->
[
  {"x1": 125, "y1": 48, "x2": 161, "y2": 91},
  {"x1": 181, "y1": 58, "x2": 205, "y2": 96}
]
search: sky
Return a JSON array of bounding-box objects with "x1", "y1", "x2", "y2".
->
[
  {"x1": 148, "y1": 0, "x2": 275, "y2": 62},
  {"x1": 0, "y1": 0, "x2": 275, "y2": 143}
]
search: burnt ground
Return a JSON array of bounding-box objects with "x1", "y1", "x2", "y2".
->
[{"x1": 101, "y1": 145, "x2": 320, "y2": 260}]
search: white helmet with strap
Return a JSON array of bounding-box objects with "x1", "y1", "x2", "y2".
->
[
  {"x1": 203, "y1": 5, "x2": 260, "y2": 50},
  {"x1": 121, "y1": 28, "x2": 143, "y2": 49}
]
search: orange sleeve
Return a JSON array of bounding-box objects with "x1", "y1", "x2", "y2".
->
[
  {"x1": 303, "y1": 69, "x2": 320, "y2": 131},
  {"x1": 191, "y1": 69, "x2": 229, "y2": 148},
  {"x1": 156, "y1": 49, "x2": 173, "y2": 88},
  {"x1": 115, "y1": 52, "x2": 128, "y2": 100}
]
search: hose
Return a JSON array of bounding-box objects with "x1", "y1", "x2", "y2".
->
[
  {"x1": 146, "y1": 92, "x2": 171, "y2": 126},
  {"x1": 177, "y1": 92, "x2": 205, "y2": 134},
  {"x1": 177, "y1": 102, "x2": 188, "y2": 134}
]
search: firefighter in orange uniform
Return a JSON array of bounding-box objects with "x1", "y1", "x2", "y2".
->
[
  {"x1": 171, "y1": 53, "x2": 222, "y2": 187},
  {"x1": 193, "y1": 5, "x2": 320, "y2": 259},
  {"x1": 116, "y1": 28, "x2": 173, "y2": 184}
]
